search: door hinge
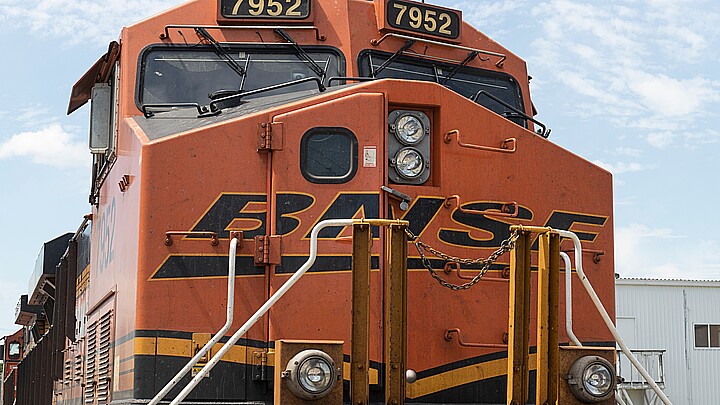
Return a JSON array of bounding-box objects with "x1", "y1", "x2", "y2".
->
[
  {"x1": 254, "y1": 235, "x2": 282, "y2": 265},
  {"x1": 252, "y1": 350, "x2": 272, "y2": 381},
  {"x1": 257, "y1": 122, "x2": 284, "y2": 152}
]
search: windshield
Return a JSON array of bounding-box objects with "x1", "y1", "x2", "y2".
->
[
  {"x1": 138, "y1": 45, "x2": 344, "y2": 107},
  {"x1": 358, "y1": 50, "x2": 525, "y2": 126}
]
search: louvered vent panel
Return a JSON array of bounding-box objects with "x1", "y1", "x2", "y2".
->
[
  {"x1": 64, "y1": 356, "x2": 73, "y2": 385},
  {"x1": 85, "y1": 321, "x2": 98, "y2": 404},
  {"x1": 96, "y1": 310, "x2": 113, "y2": 404},
  {"x1": 74, "y1": 352, "x2": 83, "y2": 383}
]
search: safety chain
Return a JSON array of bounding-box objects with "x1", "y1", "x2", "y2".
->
[{"x1": 406, "y1": 228, "x2": 520, "y2": 291}]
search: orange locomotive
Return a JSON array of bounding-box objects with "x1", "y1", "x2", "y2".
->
[{"x1": 8, "y1": 0, "x2": 616, "y2": 404}]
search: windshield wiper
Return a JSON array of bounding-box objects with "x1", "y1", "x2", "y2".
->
[
  {"x1": 274, "y1": 29, "x2": 326, "y2": 80},
  {"x1": 142, "y1": 77, "x2": 327, "y2": 118},
  {"x1": 371, "y1": 40, "x2": 415, "y2": 78},
  {"x1": 195, "y1": 27, "x2": 246, "y2": 79},
  {"x1": 140, "y1": 102, "x2": 210, "y2": 118},
  {"x1": 209, "y1": 76, "x2": 327, "y2": 114},
  {"x1": 440, "y1": 51, "x2": 479, "y2": 85}
]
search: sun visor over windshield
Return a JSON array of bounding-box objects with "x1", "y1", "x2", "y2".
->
[{"x1": 67, "y1": 41, "x2": 120, "y2": 115}]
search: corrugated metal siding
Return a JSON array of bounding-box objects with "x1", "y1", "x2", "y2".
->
[
  {"x1": 616, "y1": 281, "x2": 720, "y2": 405},
  {"x1": 685, "y1": 287, "x2": 720, "y2": 405}
]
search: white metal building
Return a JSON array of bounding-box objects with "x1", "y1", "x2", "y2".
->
[{"x1": 615, "y1": 278, "x2": 720, "y2": 405}]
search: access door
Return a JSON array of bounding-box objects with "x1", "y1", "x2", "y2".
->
[{"x1": 266, "y1": 91, "x2": 387, "y2": 373}]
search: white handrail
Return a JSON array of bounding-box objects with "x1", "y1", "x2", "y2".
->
[
  {"x1": 168, "y1": 219, "x2": 355, "y2": 405},
  {"x1": 557, "y1": 230, "x2": 672, "y2": 405},
  {"x1": 149, "y1": 235, "x2": 241, "y2": 405},
  {"x1": 560, "y1": 251, "x2": 582, "y2": 347},
  {"x1": 616, "y1": 390, "x2": 630, "y2": 405},
  {"x1": 620, "y1": 388, "x2": 636, "y2": 405}
]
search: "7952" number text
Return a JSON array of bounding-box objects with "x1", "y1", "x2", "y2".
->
[
  {"x1": 224, "y1": 0, "x2": 309, "y2": 18},
  {"x1": 387, "y1": 0, "x2": 460, "y2": 39}
]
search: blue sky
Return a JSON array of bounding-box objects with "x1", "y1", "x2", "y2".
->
[{"x1": 0, "y1": 0, "x2": 718, "y2": 335}]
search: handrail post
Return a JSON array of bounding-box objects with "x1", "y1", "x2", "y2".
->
[
  {"x1": 536, "y1": 231, "x2": 560, "y2": 404},
  {"x1": 507, "y1": 229, "x2": 531, "y2": 405},
  {"x1": 351, "y1": 223, "x2": 372, "y2": 405},
  {"x1": 385, "y1": 223, "x2": 408, "y2": 405},
  {"x1": 560, "y1": 252, "x2": 582, "y2": 346}
]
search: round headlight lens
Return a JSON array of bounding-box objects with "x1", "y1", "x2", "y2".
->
[
  {"x1": 567, "y1": 355, "x2": 615, "y2": 403},
  {"x1": 583, "y1": 363, "x2": 613, "y2": 397},
  {"x1": 298, "y1": 356, "x2": 333, "y2": 394},
  {"x1": 284, "y1": 349, "x2": 338, "y2": 400},
  {"x1": 395, "y1": 115, "x2": 425, "y2": 144},
  {"x1": 395, "y1": 148, "x2": 424, "y2": 179}
]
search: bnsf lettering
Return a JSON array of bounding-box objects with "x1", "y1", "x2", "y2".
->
[
  {"x1": 191, "y1": 193, "x2": 380, "y2": 239},
  {"x1": 304, "y1": 193, "x2": 380, "y2": 239},
  {"x1": 399, "y1": 197, "x2": 445, "y2": 237},
  {"x1": 276, "y1": 193, "x2": 315, "y2": 236},
  {"x1": 543, "y1": 211, "x2": 606, "y2": 242},
  {"x1": 192, "y1": 193, "x2": 607, "y2": 248},
  {"x1": 531, "y1": 211, "x2": 607, "y2": 250},
  {"x1": 191, "y1": 194, "x2": 266, "y2": 238},
  {"x1": 155, "y1": 193, "x2": 609, "y2": 279},
  {"x1": 439, "y1": 202, "x2": 533, "y2": 248}
]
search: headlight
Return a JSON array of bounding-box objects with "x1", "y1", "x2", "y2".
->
[
  {"x1": 298, "y1": 356, "x2": 333, "y2": 394},
  {"x1": 394, "y1": 114, "x2": 425, "y2": 145},
  {"x1": 583, "y1": 363, "x2": 613, "y2": 396},
  {"x1": 283, "y1": 349, "x2": 338, "y2": 400},
  {"x1": 394, "y1": 148, "x2": 425, "y2": 179},
  {"x1": 567, "y1": 355, "x2": 616, "y2": 403}
]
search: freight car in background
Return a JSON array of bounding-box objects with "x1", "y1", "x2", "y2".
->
[{"x1": 4, "y1": 0, "x2": 630, "y2": 404}]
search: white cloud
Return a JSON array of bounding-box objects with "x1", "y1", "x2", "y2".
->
[
  {"x1": 15, "y1": 105, "x2": 51, "y2": 122},
  {"x1": 528, "y1": 0, "x2": 720, "y2": 149},
  {"x1": 0, "y1": 0, "x2": 184, "y2": 46},
  {"x1": 592, "y1": 160, "x2": 649, "y2": 175},
  {"x1": 626, "y1": 73, "x2": 719, "y2": 117},
  {"x1": 0, "y1": 124, "x2": 89, "y2": 168},
  {"x1": 684, "y1": 129, "x2": 720, "y2": 145},
  {"x1": 450, "y1": 1, "x2": 528, "y2": 38},
  {"x1": 645, "y1": 129, "x2": 720, "y2": 149},
  {"x1": 646, "y1": 132, "x2": 676, "y2": 149},
  {"x1": 657, "y1": 25, "x2": 706, "y2": 59},
  {"x1": 615, "y1": 224, "x2": 720, "y2": 280},
  {"x1": 615, "y1": 147, "x2": 642, "y2": 158}
]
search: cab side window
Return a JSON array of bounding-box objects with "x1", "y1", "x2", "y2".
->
[{"x1": 8, "y1": 341, "x2": 21, "y2": 359}]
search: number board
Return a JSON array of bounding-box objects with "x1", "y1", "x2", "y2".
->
[
  {"x1": 385, "y1": 0, "x2": 461, "y2": 40},
  {"x1": 219, "y1": 0, "x2": 311, "y2": 19}
]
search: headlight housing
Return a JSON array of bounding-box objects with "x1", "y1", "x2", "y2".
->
[
  {"x1": 283, "y1": 349, "x2": 339, "y2": 400},
  {"x1": 567, "y1": 355, "x2": 616, "y2": 403},
  {"x1": 388, "y1": 110, "x2": 431, "y2": 185}
]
